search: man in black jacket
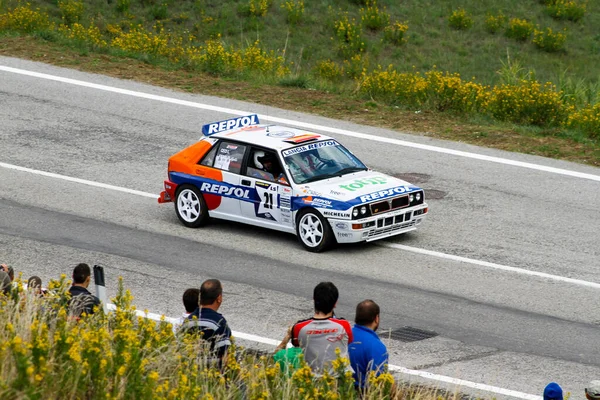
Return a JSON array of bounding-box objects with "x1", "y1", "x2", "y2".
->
[{"x1": 68, "y1": 263, "x2": 101, "y2": 317}]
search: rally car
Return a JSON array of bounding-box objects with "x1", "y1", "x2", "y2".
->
[{"x1": 158, "y1": 114, "x2": 428, "y2": 252}]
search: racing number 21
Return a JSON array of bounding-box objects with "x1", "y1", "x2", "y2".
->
[{"x1": 263, "y1": 192, "x2": 274, "y2": 209}]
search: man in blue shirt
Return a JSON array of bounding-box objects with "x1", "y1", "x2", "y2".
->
[{"x1": 348, "y1": 300, "x2": 388, "y2": 389}]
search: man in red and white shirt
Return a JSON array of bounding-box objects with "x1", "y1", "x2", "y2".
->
[{"x1": 276, "y1": 282, "x2": 353, "y2": 375}]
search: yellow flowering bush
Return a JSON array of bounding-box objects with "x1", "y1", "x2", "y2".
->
[
  {"x1": 425, "y1": 70, "x2": 490, "y2": 113},
  {"x1": 505, "y1": 18, "x2": 534, "y2": 41},
  {"x1": 533, "y1": 27, "x2": 567, "y2": 52},
  {"x1": 0, "y1": 4, "x2": 52, "y2": 33},
  {"x1": 343, "y1": 53, "x2": 369, "y2": 80},
  {"x1": 110, "y1": 25, "x2": 173, "y2": 58},
  {"x1": 281, "y1": 0, "x2": 304, "y2": 25},
  {"x1": 484, "y1": 12, "x2": 506, "y2": 34},
  {"x1": 487, "y1": 80, "x2": 567, "y2": 126},
  {"x1": 566, "y1": 103, "x2": 600, "y2": 139},
  {"x1": 58, "y1": 23, "x2": 107, "y2": 48},
  {"x1": 383, "y1": 21, "x2": 409, "y2": 45},
  {"x1": 359, "y1": 65, "x2": 428, "y2": 106},
  {"x1": 546, "y1": 0, "x2": 586, "y2": 22},
  {"x1": 248, "y1": 0, "x2": 272, "y2": 17},
  {"x1": 360, "y1": 0, "x2": 390, "y2": 31},
  {"x1": 242, "y1": 40, "x2": 289, "y2": 77},
  {"x1": 314, "y1": 59, "x2": 344, "y2": 82},
  {"x1": 333, "y1": 12, "x2": 365, "y2": 57},
  {"x1": 57, "y1": 0, "x2": 84, "y2": 26},
  {"x1": 448, "y1": 8, "x2": 473, "y2": 31}
]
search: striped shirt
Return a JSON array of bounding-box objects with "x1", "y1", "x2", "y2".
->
[{"x1": 181, "y1": 307, "x2": 232, "y2": 359}]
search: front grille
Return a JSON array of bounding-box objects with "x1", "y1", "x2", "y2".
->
[
  {"x1": 369, "y1": 194, "x2": 410, "y2": 215},
  {"x1": 367, "y1": 220, "x2": 415, "y2": 238}
]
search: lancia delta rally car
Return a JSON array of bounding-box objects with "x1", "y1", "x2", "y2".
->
[{"x1": 158, "y1": 114, "x2": 428, "y2": 252}]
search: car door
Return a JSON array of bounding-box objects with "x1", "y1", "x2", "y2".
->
[
  {"x1": 239, "y1": 147, "x2": 294, "y2": 230},
  {"x1": 197, "y1": 140, "x2": 248, "y2": 218}
]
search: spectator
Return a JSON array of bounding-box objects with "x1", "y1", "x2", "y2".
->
[
  {"x1": 68, "y1": 263, "x2": 101, "y2": 318},
  {"x1": 0, "y1": 270, "x2": 10, "y2": 296},
  {"x1": 27, "y1": 276, "x2": 46, "y2": 296},
  {"x1": 349, "y1": 300, "x2": 388, "y2": 389},
  {"x1": 586, "y1": 381, "x2": 600, "y2": 400},
  {"x1": 180, "y1": 288, "x2": 200, "y2": 325},
  {"x1": 543, "y1": 382, "x2": 563, "y2": 400},
  {"x1": 1, "y1": 264, "x2": 15, "y2": 282},
  {"x1": 181, "y1": 279, "x2": 231, "y2": 368},
  {"x1": 276, "y1": 282, "x2": 353, "y2": 375}
]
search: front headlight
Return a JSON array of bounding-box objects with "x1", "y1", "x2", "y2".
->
[
  {"x1": 360, "y1": 206, "x2": 367, "y2": 215},
  {"x1": 352, "y1": 208, "x2": 359, "y2": 217},
  {"x1": 409, "y1": 194, "x2": 414, "y2": 203},
  {"x1": 416, "y1": 192, "x2": 421, "y2": 201}
]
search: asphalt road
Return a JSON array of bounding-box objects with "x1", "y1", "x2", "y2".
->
[{"x1": 1, "y1": 56, "x2": 599, "y2": 399}]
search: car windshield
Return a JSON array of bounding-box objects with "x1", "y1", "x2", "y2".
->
[{"x1": 282, "y1": 140, "x2": 367, "y2": 184}]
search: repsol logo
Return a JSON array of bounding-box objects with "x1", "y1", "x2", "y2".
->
[
  {"x1": 340, "y1": 177, "x2": 387, "y2": 191},
  {"x1": 360, "y1": 186, "x2": 412, "y2": 203},
  {"x1": 200, "y1": 182, "x2": 250, "y2": 199},
  {"x1": 203, "y1": 114, "x2": 259, "y2": 135}
]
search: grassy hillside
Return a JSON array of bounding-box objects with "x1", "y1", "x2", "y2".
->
[{"x1": 0, "y1": 0, "x2": 599, "y2": 165}]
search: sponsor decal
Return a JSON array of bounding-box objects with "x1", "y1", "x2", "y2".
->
[
  {"x1": 306, "y1": 328, "x2": 339, "y2": 335},
  {"x1": 302, "y1": 189, "x2": 322, "y2": 196},
  {"x1": 323, "y1": 211, "x2": 351, "y2": 219},
  {"x1": 200, "y1": 182, "x2": 250, "y2": 199},
  {"x1": 337, "y1": 232, "x2": 353, "y2": 238},
  {"x1": 280, "y1": 196, "x2": 291, "y2": 210},
  {"x1": 302, "y1": 197, "x2": 332, "y2": 208},
  {"x1": 329, "y1": 189, "x2": 344, "y2": 196},
  {"x1": 202, "y1": 114, "x2": 260, "y2": 136},
  {"x1": 267, "y1": 130, "x2": 295, "y2": 138},
  {"x1": 334, "y1": 222, "x2": 349, "y2": 230},
  {"x1": 282, "y1": 140, "x2": 338, "y2": 157},
  {"x1": 282, "y1": 187, "x2": 292, "y2": 193},
  {"x1": 255, "y1": 181, "x2": 272, "y2": 189},
  {"x1": 359, "y1": 185, "x2": 414, "y2": 203},
  {"x1": 339, "y1": 176, "x2": 387, "y2": 191}
]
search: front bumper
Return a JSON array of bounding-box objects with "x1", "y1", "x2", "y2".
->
[
  {"x1": 328, "y1": 204, "x2": 428, "y2": 243},
  {"x1": 157, "y1": 180, "x2": 177, "y2": 204}
]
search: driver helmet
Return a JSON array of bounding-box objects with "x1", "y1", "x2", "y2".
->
[{"x1": 255, "y1": 151, "x2": 276, "y2": 170}]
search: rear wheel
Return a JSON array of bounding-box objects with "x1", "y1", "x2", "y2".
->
[
  {"x1": 296, "y1": 209, "x2": 334, "y2": 252},
  {"x1": 175, "y1": 185, "x2": 209, "y2": 228}
]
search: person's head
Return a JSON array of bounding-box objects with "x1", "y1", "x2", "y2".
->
[
  {"x1": 313, "y1": 282, "x2": 338, "y2": 315},
  {"x1": 200, "y1": 279, "x2": 223, "y2": 308},
  {"x1": 182, "y1": 288, "x2": 200, "y2": 313},
  {"x1": 72, "y1": 263, "x2": 92, "y2": 287},
  {"x1": 585, "y1": 381, "x2": 600, "y2": 400},
  {"x1": 543, "y1": 382, "x2": 563, "y2": 400},
  {"x1": 354, "y1": 299, "x2": 380, "y2": 331},
  {"x1": 1, "y1": 264, "x2": 14, "y2": 281},
  {"x1": 27, "y1": 276, "x2": 43, "y2": 295},
  {"x1": 256, "y1": 151, "x2": 276, "y2": 172}
]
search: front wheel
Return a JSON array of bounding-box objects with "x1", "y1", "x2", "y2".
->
[
  {"x1": 175, "y1": 185, "x2": 209, "y2": 228},
  {"x1": 296, "y1": 209, "x2": 334, "y2": 252}
]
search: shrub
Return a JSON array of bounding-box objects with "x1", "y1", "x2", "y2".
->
[
  {"x1": 57, "y1": 0, "x2": 84, "y2": 26},
  {"x1": 546, "y1": 0, "x2": 586, "y2": 22},
  {"x1": 484, "y1": 13, "x2": 506, "y2": 34},
  {"x1": 242, "y1": 40, "x2": 289, "y2": 77},
  {"x1": 448, "y1": 8, "x2": 473, "y2": 31},
  {"x1": 505, "y1": 18, "x2": 534, "y2": 41},
  {"x1": 110, "y1": 24, "x2": 172, "y2": 58},
  {"x1": 383, "y1": 21, "x2": 408, "y2": 45},
  {"x1": 333, "y1": 12, "x2": 365, "y2": 57},
  {"x1": 566, "y1": 103, "x2": 600, "y2": 139},
  {"x1": 115, "y1": 0, "x2": 130, "y2": 14},
  {"x1": 281, "y1": 0, "x2": 304, "y2": 25},
  {"x1": 360, "y1": 0, "x2": 390, "y2": 31},
  {"x1": 425, "y1": 70, "x2": 490, "y2": 113},
  {"x1": 343, "y1": 53, "x2": 368, "y2": 80},
  {"x1": 248, "y1": 0, "x2": 272, "y2": 17},
  {"x1": 487, "y1": 80, "x2": 567, "y2": 126},
  {"x1": 0, "y1": 4, "x2": 52, "y2": 33},
  {"x1": 358, "y1": 65, "x2": 428, "y2": 106},
  {"x1": 533, "y1": 27, "x2": 567, "y2": 52},
  {"x1": 58, "y1": 22, "x2": 107, "y2": 48},
  {"x1": 315, "y1": 59, "x2": 344, "y2": 81},
  {"x1": 150, "y1": 2, "x2": 169, "y2": 20}
]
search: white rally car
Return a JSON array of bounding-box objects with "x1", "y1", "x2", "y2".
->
[{"x1": 158, "y1": 114, "x2": 428, "y2": 252}]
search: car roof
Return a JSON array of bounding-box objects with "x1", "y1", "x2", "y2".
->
[{"x1": 211, "y1": 124, "x2": 335, "y2": 151}]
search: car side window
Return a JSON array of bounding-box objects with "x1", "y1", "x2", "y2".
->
[
  {"x1": 210, "y1": 141, "x2": 247, "y2": 174},
  {"x1": 199, "y1": 145, "x2": 218, "y2": 167}
]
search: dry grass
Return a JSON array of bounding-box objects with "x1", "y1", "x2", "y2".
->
[{"x1": 1, "y1": 36, "x2": 598, "y2": 167}]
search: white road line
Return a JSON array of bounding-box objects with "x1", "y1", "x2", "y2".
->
[
  {"x1": 0, "y1": 162, "x2": 159, "y2": 199},
  {"x1": 380, "y1": 242, "x2": 600, "y2": 290},
  {"x1": 107, "y1": 304, "x2": 541, "y2": 400},
  {"x1": 1, "y1": 65, "x2": 599, "y2": 183}
]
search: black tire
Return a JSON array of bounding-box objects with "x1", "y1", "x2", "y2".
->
[
  {"x1": 174, "y1": 185, "x2": 209, "y2": 228},
  {"x1": 295, "y1": 209, "x2": 334, "y2": 252}
]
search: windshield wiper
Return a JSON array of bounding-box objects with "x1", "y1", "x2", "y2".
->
[{"x1": 334, "y1": 167, "x2": 367, "y2": 176}]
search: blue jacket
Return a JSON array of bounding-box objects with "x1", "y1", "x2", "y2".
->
[{"x1": 348, "y1": 324, "x2": 388, "y2": 388}]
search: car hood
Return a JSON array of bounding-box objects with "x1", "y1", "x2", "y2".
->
[{"x1": 296, "y1": 170, "x2": 421, "y2": 205}]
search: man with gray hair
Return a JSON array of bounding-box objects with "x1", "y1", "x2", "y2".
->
[{"x1": 586, "y1": 381, "x2": 600, "y2": 400}]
